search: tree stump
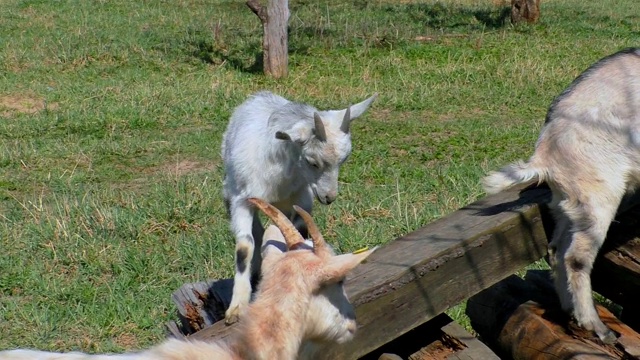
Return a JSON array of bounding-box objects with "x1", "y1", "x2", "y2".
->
[
  {"x1": 246, "y1": 0, "x2": 289, "y2": 78},
  {"x1": 511, "y1": 0, "x2": 540, "y2": 24}
]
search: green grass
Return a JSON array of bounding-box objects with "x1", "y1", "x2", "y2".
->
[{"x1": 1, "y1": 0, "x2": 638, "y2": 353}]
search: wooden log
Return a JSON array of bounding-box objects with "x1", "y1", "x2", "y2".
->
[
  {"x1": 467, "y1": 270, "x2": 640, "y2": 359},
  {"x1": 510, "y1": 0, "x2": 540, "y2": 24},
  {"x1": 359, "y1": 313, "x2": 499, "y2": 360},
  {"x1": 188, "y1": 184, "x2": 551, "y2": 359}
]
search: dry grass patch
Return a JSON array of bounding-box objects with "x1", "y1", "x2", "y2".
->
[{"x1": 0, "y1": 94, "x2": 57, "y2": 117}]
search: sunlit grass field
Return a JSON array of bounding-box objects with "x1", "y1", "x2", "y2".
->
[{"x1": 1, "y1": 0, "x2": 638, "y2": 353}]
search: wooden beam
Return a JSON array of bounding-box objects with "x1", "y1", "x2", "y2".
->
[{"x1": 189, "y1": 185, "x2": 551, "y2": 359}]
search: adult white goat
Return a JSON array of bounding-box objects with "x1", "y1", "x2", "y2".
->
[
  {"x1": 483, "y1": 47, "x2": 640, "y2": 343},
  {"x1": 0, "y1": 198, "x2": 376, "y2": 360},
  {"x1": 221, "y1": 91, "x2": 377, "y2": 323}
]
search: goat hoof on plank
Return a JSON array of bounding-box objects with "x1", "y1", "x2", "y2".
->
[
  {"x1": 597, "y1": 326, "x2": 617, "y2": 344},
  {"x1": 225, "y1": 305, "x2": 243, "y2": 325}
]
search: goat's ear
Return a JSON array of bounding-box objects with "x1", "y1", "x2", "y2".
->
[
  {"x1": 318, "y1": 247, "x2": 377, "y2": 284},
  {"x1": 340, "y1": 93, "x2": 378, "y2": 133},
  {"x1": 313, "y1": 112, "x2": 327, "y2": 142},
  {"x1": 275, "y1": 127, "x2": 311, "y2": 145},
  {"x1": 275, "y1": 131, "x2": 292, "y2": 141}
]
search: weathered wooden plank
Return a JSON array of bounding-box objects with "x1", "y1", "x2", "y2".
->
[
  {"x1": 190, "y1": 185, "x2": 551, "y2": 359},
  {"x1": 314, "y1": 185, "x2": 550, "y2": 359}
]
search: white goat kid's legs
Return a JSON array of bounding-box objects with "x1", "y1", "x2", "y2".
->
[
  {"x1": 226, "y1": 200, "x2": 258, "y2": 324},
  {"x1": 291, "y1": 187, "x2": 314, "y2": 238}
]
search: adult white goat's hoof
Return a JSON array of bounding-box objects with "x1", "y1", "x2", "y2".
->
[{"x1": 596, "y1": 326, "x2": 617, "y2": 344}]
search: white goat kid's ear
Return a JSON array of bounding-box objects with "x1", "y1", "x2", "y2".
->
[
  {"x1": 319, "y1": 247, "x2": 377, "y2": 285},
  {"x1": 275, "y1": 126, "x2": 312, "y2": 145},
  {"x1": 313, "y1": 112, "x2": 328, "y2": 142},
  {"x1": 340, "y1": 93, "x2": 378, "y2": 133}
]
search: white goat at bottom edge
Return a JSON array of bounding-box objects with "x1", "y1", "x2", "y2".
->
[
  {"x1": 483, "y1": 47, "x2": 640, "y2": 344},
  {"x1": 221, "y1": 90, "x2": 377, "y2": 323},
  {"x1": 0, "y1": 198, "x2": 376, "y2": 360}
]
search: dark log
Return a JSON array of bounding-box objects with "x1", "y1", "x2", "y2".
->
[
  {"x1": 246, "y1": 0, "x2": 289, "y2": 78},
  {"x1": 591, "y1": 205, "x2": 640, "y2": 332},
  {"x1": 359, "y1": 313, "x2": 499, "y2": 360},
  {"x1": 511, "y1": 0, "x2": 540, "y2": 24},
  {"x1": 467, "y1": 271, "x2": 640, "y2": 359}
]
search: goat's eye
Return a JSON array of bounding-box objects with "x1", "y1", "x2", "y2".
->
[{"x1": 307, "y1": 159, "x2": 319, "y2": 168}]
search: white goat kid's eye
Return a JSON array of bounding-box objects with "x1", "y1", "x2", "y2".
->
[{"x1": 307, "y1": 158, "x2": 320, "y2": 168}]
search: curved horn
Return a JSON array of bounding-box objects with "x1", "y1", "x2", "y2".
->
[
  {"x1": 248, "y1": 198, "x2": 304, "y2": 249},
  {"x1": 313, "y1": 112, "x2": 327, "y2": 142},
  {"x1": 293, "y1": 205, "x2": 331, "y2": 258}
]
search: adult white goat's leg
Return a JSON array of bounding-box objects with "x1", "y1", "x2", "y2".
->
[
  {"x1": 289, "y1": 186, "x2": 314, "y2": 238},
  {"x1": 559, "y1": 183, "x2": 623, "y2": 343},
  {"x1": 225, "y1": 198, "x2": 262, "y2": 324}
]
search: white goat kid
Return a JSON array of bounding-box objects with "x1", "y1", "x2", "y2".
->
[
  {"x1": 0, "y1": 198, "x2": 376, "y2": 360},
  {"x1": 222, "y1": 91, "x2": 377, "y2": 323},
  {"x1": 483, "y1": 48, "x2": 640, "y2": 343}
]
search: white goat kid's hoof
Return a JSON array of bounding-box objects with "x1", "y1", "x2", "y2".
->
[
  {"x1": 226, "y1": 281, "x2": 251, "y2": 324},
  {"x1": 225, "y1": 304, "x2": 243, "y2": 325}
]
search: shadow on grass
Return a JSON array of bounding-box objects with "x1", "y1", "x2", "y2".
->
[
  {"x1": 400, "y1": 2, "x2": 511, "y2": 30},
  {"x1": 186, "y1": 37, "x2": 263, "y2": 74},
  {"x1": 176, "y1": 1, "x2": 513, "y2": 73}
]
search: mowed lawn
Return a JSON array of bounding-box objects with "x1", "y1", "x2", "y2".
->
[{"x1": 1, "y1": 0, "x2": 638, "y2": 353}]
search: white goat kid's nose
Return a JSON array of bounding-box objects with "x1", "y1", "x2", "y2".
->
[{"x1": 324, "y1": 192, "x2": 337, "y2": 204}]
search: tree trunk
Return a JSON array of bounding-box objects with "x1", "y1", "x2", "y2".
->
[
  {"x1": 511, "y1": 0, "x2": 540, "y2": 24},
  {"x1": 247, "y1": 0, "x2": 289, "y2": 78}
]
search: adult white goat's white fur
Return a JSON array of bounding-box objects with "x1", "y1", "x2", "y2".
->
[
  {"x1": 483, "y1": 47, "x2": 640, "y2": 343},
  {"x1": 221, "y1": 90, "x2": 377, "y2": 323},
  {"x1": 0, "y1": 198, "x2": 376, "y2": 360}
]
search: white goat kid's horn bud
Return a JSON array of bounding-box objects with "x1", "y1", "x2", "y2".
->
[{"x1": 313, "y1": 112, "x2": 328, "y2": 142}]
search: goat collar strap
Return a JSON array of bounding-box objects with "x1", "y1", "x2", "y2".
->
[{"x1": 288, "y1": 242, "x2": 307, "y2": 251}]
